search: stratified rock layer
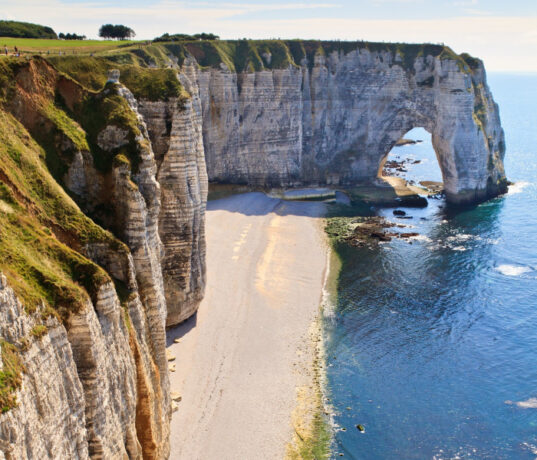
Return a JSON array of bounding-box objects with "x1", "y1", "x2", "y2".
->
[
  {"x1": 193, "y1": 47, "x2": 506, "y2": 204},
  {"x1": 0, "y1": 275, "x2": 89, "y2": 460},
  {"x1": 138, "y1": 63, "x2": 207, "y2": 327}
]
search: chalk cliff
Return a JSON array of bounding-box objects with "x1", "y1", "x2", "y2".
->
[
  {"x1": 137, "y1": 64, "x2": 207, "y2": 327},
  {"x1": 184, "y1": 41, "x2": 506, "y2": 204}
]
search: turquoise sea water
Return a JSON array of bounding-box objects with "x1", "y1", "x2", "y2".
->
[{"x1": 325, "y1": 73, "x2": 537, "y2": 459}]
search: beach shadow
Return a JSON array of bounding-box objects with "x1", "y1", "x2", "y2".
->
[
  {"x1": 166, "y1": 311, "x2": 198, "y2": 346},
  {"x1": 207, "y1": 191, "x2": 347, "y2": 218}
]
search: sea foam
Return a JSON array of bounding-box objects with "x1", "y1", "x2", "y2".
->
[
  {"x1": 496, "y1": 264, "x2": 532, "y2": 276},
  {"x1": 508, "y1": 181, "x2": 531, "y2": 195}
]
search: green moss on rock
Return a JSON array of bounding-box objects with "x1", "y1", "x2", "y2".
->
[
  {"x1": 48, "y1": 55, "x2": 185, "y2": 102},
  {"x1": 30, "y1": 324, "x2": 48, "y2": 339},
  {"x1": 0, "y1": 111, "x2": 121, "y2": 321},
  {"x1": 0, "y1": 340, "x2": 24, "y2": 413}
]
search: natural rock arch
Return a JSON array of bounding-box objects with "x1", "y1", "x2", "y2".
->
[
  {"x1": 190, "y1": 43, "x2": 507, "y2": 205},
  {"x1": 376, "y1": 126, "x2": 440, "y2": 178}
]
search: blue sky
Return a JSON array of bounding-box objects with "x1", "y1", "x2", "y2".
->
[{"x1": 2, "y1": 0, "x2": 537, "y2": 71}]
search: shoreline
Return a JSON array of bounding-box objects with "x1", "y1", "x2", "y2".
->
[
  {"x1": 166, "y1": 192, "x2": 331, "y2": 459},
  {"x1": 286, "y1": 223, "x2": 335, "y2": 459}
]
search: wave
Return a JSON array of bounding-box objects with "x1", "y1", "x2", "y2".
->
[
  {"x1": 505, "y1": 397, "x2": 537, "y2": 409},
  {"x1": 508, "y1": 181, "x2": 531, "y2": 195},
  {"x1": 496, "y1": 264, "x2": 532, "y2": 276}
]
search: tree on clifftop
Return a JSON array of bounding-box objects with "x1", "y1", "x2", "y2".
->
[
  {"x1": 98, "y1": 24, "x2": 135, "y2": 40},
  {"x1": 59, "y1": 32, "x2": 86, "y2": 40}
]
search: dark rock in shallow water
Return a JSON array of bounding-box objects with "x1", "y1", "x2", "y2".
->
[
  {"x1": 370, "y1": 231, "x2": 392, "y2": 241},
  {"x1": 393, "y1": 209, "x2": 406, "y2": 216},
  {"x1": 400, "y1": 232, "x2": 420, "y2": 238}
]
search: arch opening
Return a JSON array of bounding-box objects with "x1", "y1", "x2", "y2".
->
[{"x1": 377, "y1": 127, "x2": 445, "y2": 201}]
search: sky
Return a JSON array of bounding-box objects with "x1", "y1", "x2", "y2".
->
[{"x1": 2, "y1": 0, "x2": 537, "y2": 72}]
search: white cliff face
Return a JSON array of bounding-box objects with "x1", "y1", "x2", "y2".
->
[
  {"x1": 0, "y1": 275, "x2": 88, "y2": 460},
  {"x1": 193, "y1": 48, "x2": 506, "y2": 204},
  {"x1": 138, "y1": 60, "x2": 208, "y2": 327},
  {"x1": 81, "y1": 82, "x2": 172, "y2": 458},
  {"x1": 0, "y1": 62, "x2": 176, "y2": 458},
  {"x1": 48, "y1": 71, "x2": 208, "y2": 455},
  {"x1": 65, "y1": 282, "x2": 140, "y2": 459}
]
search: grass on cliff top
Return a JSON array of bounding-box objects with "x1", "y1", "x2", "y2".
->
[
  {"x1": 149, "y1": 39, "x2": 469, "y2": 73},
  {"x1": 47, "y1": 54, "x2": 186, "y2": 101},
  {"x1": 40, "y1": 39, "x2": 474, "y2": 91},
  {"x1": 0, "y1": 109, "x2": 119, "y2": 321},
  {"x1": 0, "y1": 37, "x2": 138, "y2": 53}
]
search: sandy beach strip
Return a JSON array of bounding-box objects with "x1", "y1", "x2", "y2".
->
[{"x1": 166, "y1": 192, "x2": 328, "y2": 460}]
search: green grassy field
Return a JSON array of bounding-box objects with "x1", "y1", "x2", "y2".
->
[{"x1": 0, "y1": 37, "x2": 140, "y2": 54}]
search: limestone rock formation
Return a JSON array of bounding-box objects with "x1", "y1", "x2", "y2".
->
[
  {"x1": 189, "y1": 43, "x2": 506, "y2": 204},
  {"x1": 0, "y1": 275, "x2": 89, "y2": 460},
  {"x1": 0, "y1": 58, "x2": 204, "y2": 458},
  {"x1": 138, "y1": 63, "x2": 207, "y2": 327}
]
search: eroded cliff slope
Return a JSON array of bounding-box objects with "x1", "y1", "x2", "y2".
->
[{"x1": 0, "y1": 56, "x2": 206, "y2": 458}]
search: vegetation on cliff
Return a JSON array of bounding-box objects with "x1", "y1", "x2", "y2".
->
[
  {"x1": 9, "y1": 36, "x2": 476, "y2": 78},
  {"x1": 126, "y1": 39, "x2": 475, "y2": 74},
  {"x1": 48, "y1": 54, "x2": 186, "y2": 101},
  {"x1": 0, "y1": 340, "x2": 24, "y2": 413},
  {"x1": 0, "y1": 110, "x2": 114, "y2": 322}
]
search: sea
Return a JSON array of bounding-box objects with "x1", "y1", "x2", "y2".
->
[{"x1": 324, "y1": 73, "x2": 537, "y2": 459}]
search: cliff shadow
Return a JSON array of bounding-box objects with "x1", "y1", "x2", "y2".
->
[
  {"x1": 166, "y1": 312, "x2": 198, "y2": 345},
  {"x1": 207, "y1": 191, "x2": 333, "y2": 218}
]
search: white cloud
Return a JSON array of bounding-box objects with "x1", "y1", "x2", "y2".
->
[{"x1": 462, "y1": 9, "x2": 492, "y2": 15}]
